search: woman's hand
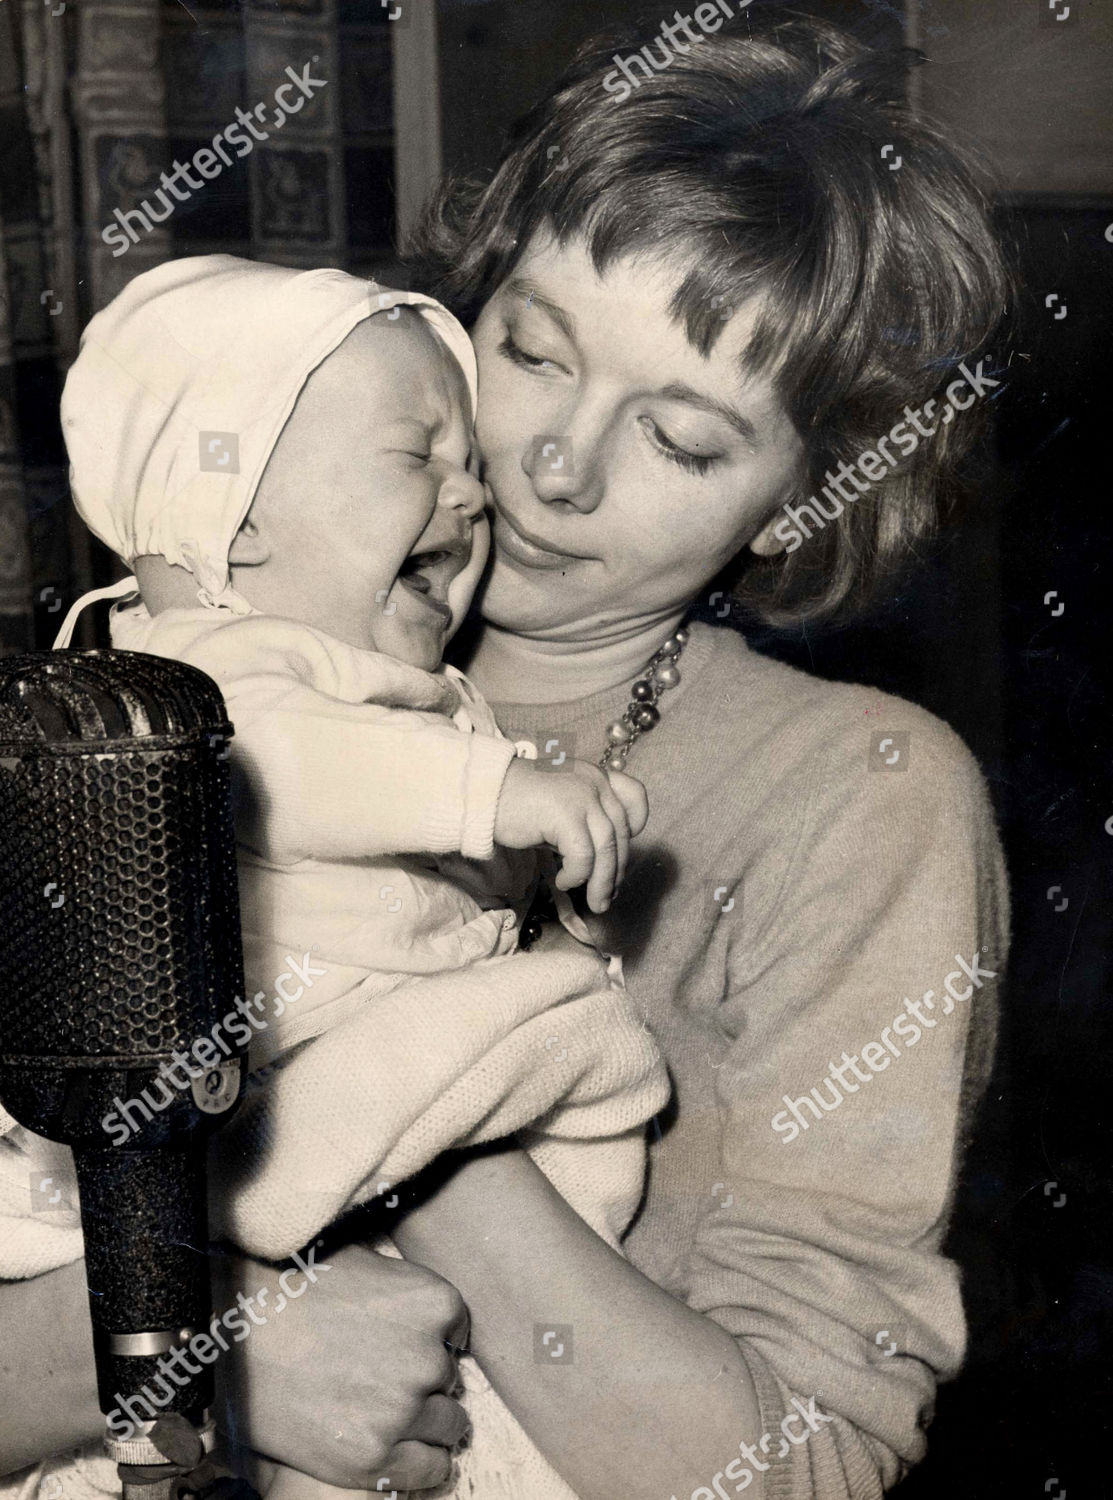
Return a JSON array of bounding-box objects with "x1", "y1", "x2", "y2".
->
[
  {"x1": 213, "y1": 1242, "x2": 470, "y2": 1492},
  {"x1": 494, "y1": 757, "x2": 649, "y2": 912},
  {"x1": 0, "y1": 1246, "x2": 468, "y2": 1490}
]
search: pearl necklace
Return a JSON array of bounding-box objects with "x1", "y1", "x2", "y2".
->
[
  {"x1": 599, "y1": 625, "x2": 689, "y2": 771},
  {"x1": 522, "y1": 624, "x2": 693, "y2": 948},
  {"x1": 520, "y1": 624, "x2": 691, "y2": 948}
]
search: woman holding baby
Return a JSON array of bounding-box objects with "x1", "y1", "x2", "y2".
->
[{"x1": 2, "y1": 12, "x2": 1008, "y2": 1500}]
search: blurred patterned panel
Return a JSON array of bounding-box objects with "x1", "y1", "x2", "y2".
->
[
  {"x1": 0, "y1": 473, "x2": 32, "y2": 620},
  {"x1": 0, "y1": 368, "x2": 15, "y2": 457},
  {"x1": 257, "y1": 147, "x2": 332, "y2": 242},
  {"x1": 74, "y1": 0, "x2": 172, "y2": 311},
  {"x1": 247, "y1": 35, "x2": 333, "y2": 132},
  {"x1": 161, "y1": 22, "x2": 247, "y2": 128},
  {"x1": 337, "y1": 0, "x2": 391, "y2": 24},
  {"x1": 243, "y1": 0, "x2": 345, "y2": 265},
  {"x1": 93, "y1": 131, "x2": 171, "y2": 255},
  {"x1": 14, "y1": 359, "x2": 66, "y2": 468},
  {"x1": 344, "y1": 143, "x2": 394, "y2": 253},
  {"x1": 0, "y1": 236, "x2": 46, "y2": 350},
  {"x1": 0, "y1": 106, "x2": 39, "y2": 221},
  {"x1": 251, "y1": 0, "x2": 325, "y2": 11},
  {"x1": 163, "y1": 136, "x2": 253, "y2": 242},
  {"x1": 82, "y1": 13, "x2": 160, "y2": 74},
  {"x1": 340, "y1": 30, "x2": 392, "y2": 135}
]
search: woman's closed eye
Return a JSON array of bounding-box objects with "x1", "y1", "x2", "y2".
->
[
  {"x1": 498, "y1": 331, "x2": 567, "y2": 376},
  {"x1": 639, "y1": 416, "x2": 722, "y2": 478},
  {"x1": 498, "y1": 325, "x2": 722, "y2": 476}
]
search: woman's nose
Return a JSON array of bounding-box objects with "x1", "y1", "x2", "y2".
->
[
  {"x1": 438, "y1": 466, "x2": 487, "y2": 521},
  {"x1": 521, "y1": 429, "x2": 604, "y2": 513}
]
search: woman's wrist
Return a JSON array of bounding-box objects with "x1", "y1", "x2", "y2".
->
[{"x1": 0, "y1": 1258, "x2": 103, "y2": 1476}]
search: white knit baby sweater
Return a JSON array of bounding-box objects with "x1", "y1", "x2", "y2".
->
[{"x1": 116, "y1": 604, "x2": 533, "y2": 1066}]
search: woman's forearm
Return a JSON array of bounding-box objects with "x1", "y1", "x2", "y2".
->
[
  {"x1": 0, "y1": 1258, "x2": 103, "y2": 1476},
  {"x1": 391, "y1": 1145, "x2": 764, "y2": 1500}
]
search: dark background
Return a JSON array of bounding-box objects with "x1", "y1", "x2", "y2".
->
[{"x1": 4, "y1": 0, "x2": 1110, "y2": 1492}]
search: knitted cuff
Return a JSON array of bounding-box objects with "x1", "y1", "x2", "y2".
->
[{"x1": 460, "y1": 733, "x2": 518, "y2": 861}]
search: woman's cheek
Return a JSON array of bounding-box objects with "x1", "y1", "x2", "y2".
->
[
  {"x1": 606, "y1": 495, "x2": 706, "y2": 595},
  {"x1": 633, "y1": 486, "x2": 751, "y2": 597},
  {"x1": 475, "y1": 395, "x2": 520, "y2": 470},
  {"x1": 473, "y1": 353, "x2": 528, "y2": 450}
]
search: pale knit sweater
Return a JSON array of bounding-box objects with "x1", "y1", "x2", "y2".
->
[{"x1": 491, "y1": 620, "x2": 1007, "y2": 1500}]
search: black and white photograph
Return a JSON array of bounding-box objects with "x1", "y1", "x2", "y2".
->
[{"x1": 0, "y1": 1, "x2": 1109, "y2": 1497}]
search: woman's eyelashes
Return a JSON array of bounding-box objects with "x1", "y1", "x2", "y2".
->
[
  {"x1": 640, "y1": 417, "x2": 722, "y2": 478},
  {"x1": 498, "y1": 329, "x2": 566, "y2": 375},
  {"x1": 499, "y1": 326, "x2": 723, "y2": 478}
]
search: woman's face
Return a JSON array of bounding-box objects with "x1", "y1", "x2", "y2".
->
[{"x1": 471, "y1": 235, "x2": 804, "y2": 639}]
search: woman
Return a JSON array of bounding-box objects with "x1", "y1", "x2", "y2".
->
[
  {"x1": 0, "y1": 13, "x2": 1007, "y2": 1500},
  {"x1": 388, "y1": 12, "x2": 1009, "y2": 1499}
]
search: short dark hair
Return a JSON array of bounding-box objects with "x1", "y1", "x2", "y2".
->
[{"x1": 408, "y1": 11, "x2": 1012, "y2": 625}]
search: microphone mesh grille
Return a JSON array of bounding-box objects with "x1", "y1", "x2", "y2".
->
[{"x1": 0, "y1": 652, "x2": 244, "y2": 1063}]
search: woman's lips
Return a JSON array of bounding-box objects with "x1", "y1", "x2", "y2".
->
[{"x1": 493, "y1": 509, "x2": 585, "y2": 572}]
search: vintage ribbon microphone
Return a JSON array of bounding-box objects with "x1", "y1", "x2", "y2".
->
[{"x1": 0, "y1": 649, "x2": 255, "y2": 1500}]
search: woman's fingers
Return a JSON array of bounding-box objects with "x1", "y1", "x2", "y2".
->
[
  {"x1": 217, "y1": 1245, "x2": 470, "y2": 1490},
  {"x1": 443, "y1": 1291, "x2": 470, "y2": 1362},
  {"x1": 367, "y1": 1438, "x2": 455, "y2": 1493},
  {"x1": 405, "y1": 1392, "x2": 471, "y2": 1449}
]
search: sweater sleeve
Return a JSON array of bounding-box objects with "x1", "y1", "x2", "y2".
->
[
  {"x1": 684, "y1": 707, "x2": 1008, "y2": 1498},
  {"x1": 223, "y1": 672, "x2": 517, "y2": 865},
  {"x1": 133, "y1": 613, "x2": 518, "y2": 865}
]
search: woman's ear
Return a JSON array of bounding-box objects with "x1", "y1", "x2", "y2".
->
[
  {"x1": 227, "y1": 515, "x2": 271, "y2": 568},
  {"x1": 749, "y1": 507, "x2": 791, "y2": 558}
]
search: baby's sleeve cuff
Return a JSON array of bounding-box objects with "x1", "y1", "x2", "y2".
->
[{"x1": 458, "y1": 733, "x2": 519, "y2": 861}]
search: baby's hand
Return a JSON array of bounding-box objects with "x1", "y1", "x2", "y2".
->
[{"x1": 494, "y1": 757, "x2": 649, "y2": 913}]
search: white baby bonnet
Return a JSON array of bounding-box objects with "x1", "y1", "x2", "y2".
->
[{"x1": 56, "y1": 255, "x2": 477, "y2": 645}]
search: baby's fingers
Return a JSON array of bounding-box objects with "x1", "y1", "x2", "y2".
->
[
  {"x1": 605, "y1": 768, "x2": 649, "y2": 838},
  {"x1": 595, "y1": 784, "x2": 632, "y2": 894},
  {"x1": 553, "y1": 819, "x2": 596, "y2": 896},
  {"x1": 583, "y1": 808, "x2": 620, "y2": 913}
]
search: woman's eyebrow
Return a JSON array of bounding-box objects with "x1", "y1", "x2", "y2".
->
[
  {"x1": 505, "y1": 277, "x2": 576, "y2": 341},
  {"x1": 658, "y1": 382, "x2": 758, "y2": 444}
]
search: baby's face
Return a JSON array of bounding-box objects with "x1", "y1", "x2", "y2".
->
[{"x1": 241, "y1": 311, "x2": 488, "y2": 669}]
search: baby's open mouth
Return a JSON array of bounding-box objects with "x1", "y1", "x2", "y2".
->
[{"x1": 395, "y1": 542, "x2": 467, "y2": 619}]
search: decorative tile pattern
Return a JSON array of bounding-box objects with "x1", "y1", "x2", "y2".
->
[{"x1": 258, "y1": 148, "x2": 332, "y2": 242}]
